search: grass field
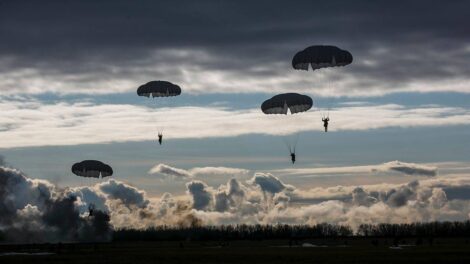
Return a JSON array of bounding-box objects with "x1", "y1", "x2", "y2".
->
[{"x1": 1, "y1": 238, "x2": 470, "y2": 263}]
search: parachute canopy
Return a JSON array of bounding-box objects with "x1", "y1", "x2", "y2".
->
[
  {"x1": 72, "y1": 160, "x2": 113, "y2": 178},
  {"x1": 261, "y1": 93, "x2": 313, "y2": 115},
  {"x1": 292, "y1": 45, "x2": 353, "y2": 71},
  {"x1": 137, "y1": 81, "x2": 182, "y2": 98}
]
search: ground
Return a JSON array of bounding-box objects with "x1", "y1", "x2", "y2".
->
[{"x1": 1, "y1": 238, "x2": 470, "y2": 263}]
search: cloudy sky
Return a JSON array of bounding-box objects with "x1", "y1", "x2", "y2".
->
[{"x1": 1, "y1": 1, "x2": 470, "y2": 233}]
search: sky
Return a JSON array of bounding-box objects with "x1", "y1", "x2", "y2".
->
[{"x1": 1, "y1": 1, "x2": 470, "y2": 237}]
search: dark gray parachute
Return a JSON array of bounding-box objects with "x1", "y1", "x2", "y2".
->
[
  {"x1": 137, "y1": 81, "x2": 182, "y2": 98},
  {"x1": 72, "y1": 160, "x2": 113, "y2": 178},
  {"x1": 292, "y1": 45, "x2": 353, "y2": 71},
  {"x1": 261, "y1": 93, "x2": 313, "y2": 115}
]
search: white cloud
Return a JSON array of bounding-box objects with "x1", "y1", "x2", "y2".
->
[
  {"x1": 1, "y1": 48, "x2": 470, "y2": 97},
  {"x1": 2, "y1": 98, "x2": 470, "y2": 148},
  {"x1": 185, "y1": 173, "x2": 470, "y2": 229},
  {"x1": 247, "y1": 172, "x2": 295, "y2": 194},
  {"x1": 189, "y1": 166, "x2": 250, "y2": 177},
  {"x1": 274, "y1": 161, "x2": 438, "y2": 177},
  {"x1": 375, "y1": 161, "x2": 437, "y2": 176},
  {"x1": 3, "y1": 162, "x2": 470, "y2": 242},
  {"x1": 148, "y1": 164, "x2": 192, "y2": 179},
  {"x1": 148, "y1": 163, "x2": 250, "y2": 180}
]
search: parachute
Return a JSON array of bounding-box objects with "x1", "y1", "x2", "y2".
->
[
  {"x1": 137, "y1": 80, "x2": 182, "y2": 144},
  {"x1": 293, "y1": 45, "x2": 353, "y2": 127},
  {"x1": 71, "y1": 160, "x2": 113, "y2": 178},
  {"x1": 292, "y1": 45, "x2": 353, "y2": 71},
  {"x1": 261, "y1": 93, "x2": 313, "y2": 164},
  {"x1": 137, "y1": 81, "x2": 181, "y2": 98},
  {"x1": 261, "y1": 93, "x2": 313, "y2": 115}
]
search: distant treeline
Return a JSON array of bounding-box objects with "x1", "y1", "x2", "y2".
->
[
  {"x1": 113, "y1": 221, "x2": 470, "y2": 241},
  {"x1": 357, "y1": 221, "x2": 470, "y2": 237}
]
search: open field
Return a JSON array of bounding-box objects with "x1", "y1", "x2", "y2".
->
[{"x1": 1, "y1": 238, "x2": 470, "y2": 264}]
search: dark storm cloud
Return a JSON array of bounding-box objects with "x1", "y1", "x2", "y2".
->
[
  {"x1": 0, "y1": 165, "x2": 111, "y2": 242},
  {"x1": 1, "y1": 1, "x2": 468, "y2": 54},
  {"x1": 382, "y1": 181, "x2": 419, "y2": 207},
  {"x1": 1, "y1": 0, "x2": 470, "y2": 95},
  {"x1": 186, "y1": 180, "x2": 213, "y2": 210}
]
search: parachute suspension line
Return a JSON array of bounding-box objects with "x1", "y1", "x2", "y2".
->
[
  {"x1": 292, "y1": 133, "x2": 299, "y2": 154},
  {"x1": 282, "y1": 136, "x2": 293, "y2": 155},
  {"x1": 157, "y1": 95, "x2": 175, "y2": 141},
  {"x1": 281, "y1": 132, "x2": 299, "y2": 154},
  {"x1": 152, "y1": 98, "x2": 163, "y2": 141},
  {"x1": 326, "y1": 70, "x2": 332, "y2": 118},
  {"x1": 319, "y1": 69, "x2": 333, "y2": 120},
  {"x1": 329, "y1": 68, "x2": 335, "y2": 118},
  {"x1": 152, "y1": 98, "x2": 165, "y2": 141},
  {"x1": 144, "y1": 98, "x2": 158, "y2": 134},
  {"x1": 154, "y1": 96, "x2": 162, "y2": 135},
  {"x1": 316, "y1": 68, "x2": 328, "y2": 119},
  {"x1": 321, "y1": 105, "x2": 329, "y2": 119},
  {"x1": 317, "y1": 68, "x2": 324, "y2": 89},
  {"x1": 157, "y1": 103, "x2": 171, "y2": 143}
]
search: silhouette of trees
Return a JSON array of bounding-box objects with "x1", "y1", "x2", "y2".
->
[
  {"x1": 113, "y1": 223, "x2": 353, "y2": 241},
  {"x1": 357, "y1": 221, "x2": 470, "y2": 237},
  {"x1": 113, "y1": 221, "x2": 470, "y2": 242}
]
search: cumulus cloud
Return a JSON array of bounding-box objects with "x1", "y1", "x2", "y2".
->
[
  {"x1": 186, "y1": 181, "x2": 213, "y2": 210},
  {"x1": 214, "y1": 178, "x2": 246, "y2": 212},
  {"x1": 188, "y1": 173, "x2": 470, "y2": 229},
  {"x1": 382, "y1": 181, "x2": 419, "y2": 207},
  {"x1": 2, "y1": 162, "x2": 470, "y2": 242},
  {"x1": 352, "y1": 187, "x2": 378, "y2": 206},
  {"x1": 247, "y1": 173, "x2": 294, "y2": 194},
  {"x1": 99, "y1": 180, "x2": 149, "y2": 208}
]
